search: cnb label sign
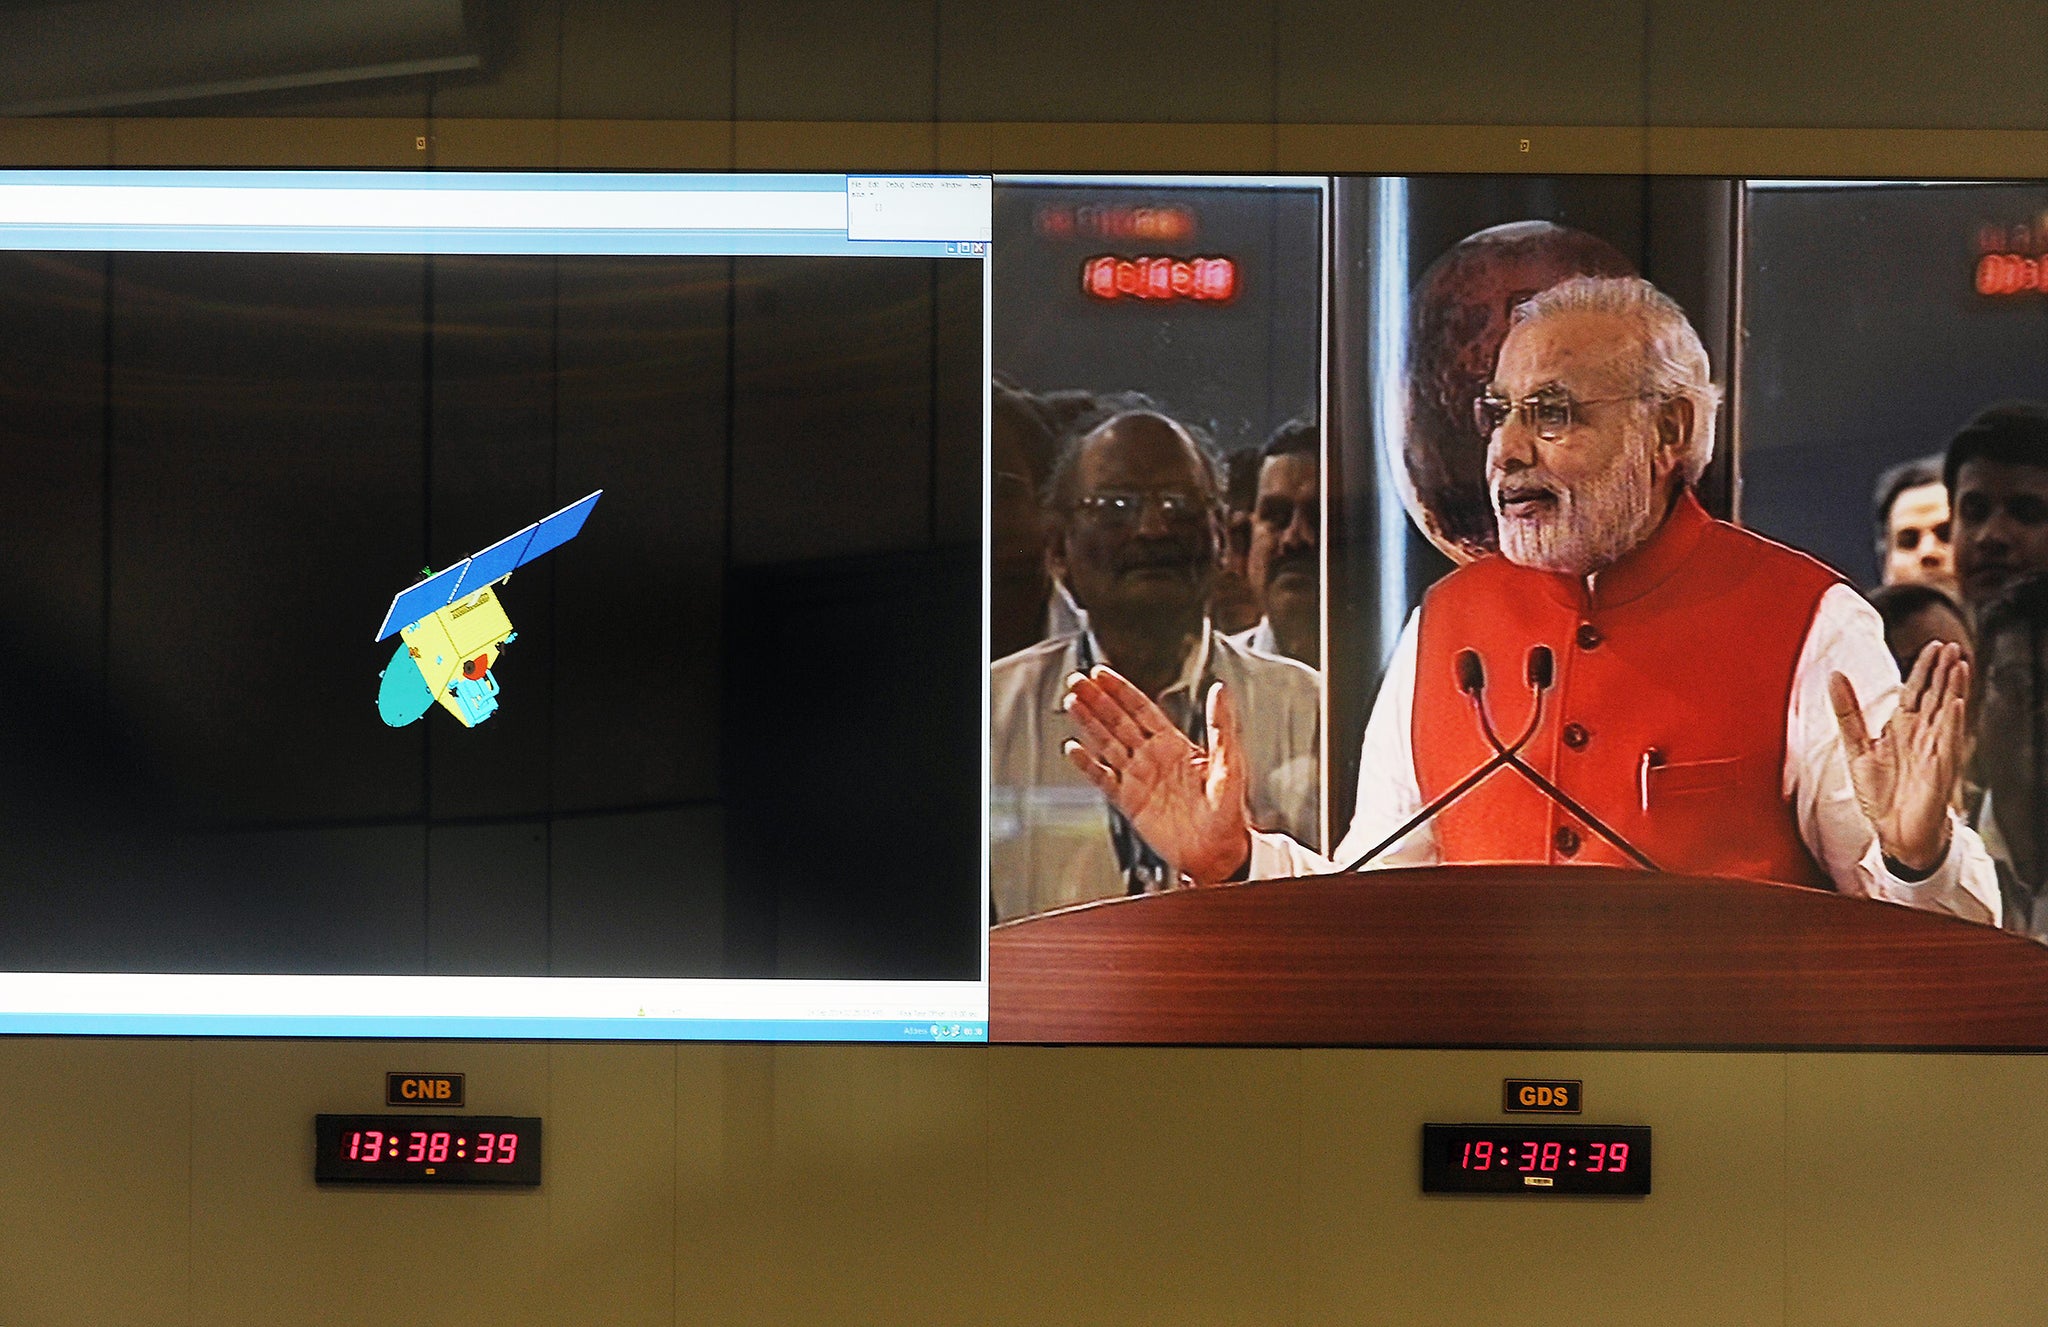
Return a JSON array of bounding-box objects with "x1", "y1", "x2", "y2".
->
[
  {"x1": 387, "y1": 1073, "x2": 465, "y2": 1107},
  {"x1": 1502, "y1": 1079, "x2": 1581, "y2": 1114}
]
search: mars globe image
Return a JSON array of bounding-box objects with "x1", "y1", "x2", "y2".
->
[{"x1": 1397, "y1": 220, "x2": 1636, "y2": 563}]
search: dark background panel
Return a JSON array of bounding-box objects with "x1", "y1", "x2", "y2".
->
[
  {"x1": 0, "y1": 251, "x2": 107, "y2": 669},
  {"x1": 550, "y1": 255, "x2": 731, "y2": 816},
  {"x1": 730, "y1": 256, "x2": 942, "y2": 565},
  {"x1": 933, "y1": 259, "x2": 988, "y2": 549},
  {"x1": 723, "y1": 256, "x2": 987, "y2": 982},
  {"x1": 548, "y1": 806, "x2": 725, "y2": 978},
  {"x1": 106, "y1": 251, "x2": 430, "y2": 827},
  {"x1": 722, "y1": 547, "x2": 984, "y2": 981},
  {"x1": 426, "y1": 821, "x2": 550, "y2": 976},
  {"x1": 1739, "y1": 183, "x2": 2048, "y2": 585},
  {"x1": 157, "y1": 824, "x2": 427, "y2": 975}
]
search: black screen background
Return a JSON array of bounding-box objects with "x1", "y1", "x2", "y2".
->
[{"x1": 0, "y1": 250, "x2": 984, "y2": 981}]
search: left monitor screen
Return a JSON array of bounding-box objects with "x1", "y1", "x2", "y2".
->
[{"x1": 0, "y1": 171, "x2": 992, "y2": 1042}]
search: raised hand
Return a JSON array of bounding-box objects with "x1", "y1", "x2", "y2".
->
[
  {"x1": 1060, "y1": 665, "x2": 1252, "y2": 885},
  {"x1": 1829, "y1": 640, "x2": 1969, "y2": 874}
]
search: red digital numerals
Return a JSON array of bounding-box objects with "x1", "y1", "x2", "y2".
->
[
  {"x1": 1457, "y1": 1138, "x2": 1629, "y2": 1173},
  {"x1": 345, "y1": 1130, "x2": 520, "y2": 1164},
  {"x1": 1977, "y1": 252, "x2": 2045, "y2": 296},
  {"x1": 1081, "y1": 255, "x2": 1237, "y2": 303}
]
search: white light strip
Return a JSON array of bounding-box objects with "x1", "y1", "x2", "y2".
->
[
  {"x1": 0, "y1": 973, "x2": 986, "y2": 1021},
  {"x1": 0, "y1": 184, "x2": 850, "y2": 233},
  {"x1": 1371, "y1": 176, "x2": 1412, "y2": 662}
]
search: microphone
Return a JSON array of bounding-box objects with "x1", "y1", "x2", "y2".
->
[
  {"x1": 1337, "y1": 645, "x2": 1552, "y2": 872},
  {"x1": 1467, "y1": 648, "x2": 1660, "y2": 872},
  {"x1": 1457, "y1": 648, "x2": 1485, "y2": 696}
]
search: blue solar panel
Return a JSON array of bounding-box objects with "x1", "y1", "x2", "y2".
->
[
  {"x1": 514, "y1": 490, "x2": 602, "y2": 570},
  {"x1": 374, "y1": 561, "x2": 469, "y2": 642},
  {"x1": 451, "y1": 524, "x2": 537, "y2": 601}
]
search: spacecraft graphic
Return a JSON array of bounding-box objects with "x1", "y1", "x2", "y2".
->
[{"x1": 373, "y1": 490, "x2": 602, "y2": 729}]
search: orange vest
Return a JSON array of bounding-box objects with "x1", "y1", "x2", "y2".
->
[{"x1": 1412, "y1": 490, "x2": 1843, "y2": 888}]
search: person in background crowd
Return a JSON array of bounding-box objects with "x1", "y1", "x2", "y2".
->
[
  {"x1": 1232, "y1": 418, "x2": 1319, "y2": 666},
  {"x1": 1947, "y1": 402, "x2": 2048, "y2": 618},
  {"x1": 1967, "y1": 573, "x2": 2048, "y2": 941},
  {"x1": 1871, "y1": 456, "x2": 1956, "y2": 594},
  {"x1": 1209, "y1": 448, "x2": 1264, "y2": 637},
  {"x1": 1061, "y1": 276, "x2": 1996, "y2": 926},
  {"x1": 1868, "y1": 582, "x2": 1973, "y2": 681},
  {"x1": 989, "y1": 408, "x2": 1319, "y2": 922},
  {"x1": 989, "y1": 380, "x2": 1061, "y2": 660}
]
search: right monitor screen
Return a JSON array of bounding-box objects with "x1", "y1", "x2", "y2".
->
[{"x1": 987, "y1": 174, "x2": 2048, "y2": 1049}]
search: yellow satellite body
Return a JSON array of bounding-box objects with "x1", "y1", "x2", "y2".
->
[
  {"x1": 374, "y1": 489, "x2": 601, "y2": 730},
  {"x1": 399, "y1": 586, "x2": 514, "y2": 728}
]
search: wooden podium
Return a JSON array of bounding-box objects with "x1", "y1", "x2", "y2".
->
[{"x1": 989, "y1": 866, "x2": 2048, "y2": 1046}]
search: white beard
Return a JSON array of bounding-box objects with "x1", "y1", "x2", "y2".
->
[{"x1": 1494, "y1": 447, "x2": 1657, "y2": 576}]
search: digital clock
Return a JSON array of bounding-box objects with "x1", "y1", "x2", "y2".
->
[
  {"x1": 315, "y1": 1114, "x2": 542, "y2": 1186},
  {"x1": 1421, "y1": 1123, "x2": 1650, "y2": 1195}
]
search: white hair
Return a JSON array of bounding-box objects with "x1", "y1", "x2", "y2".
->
[{"x1": 1509, "y1": 275, "x2": 1722, "y2": 485}]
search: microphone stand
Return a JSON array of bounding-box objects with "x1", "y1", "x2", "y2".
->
[
  {"x1": 1470, "y1": 697, "x2": 1662, "y2": 873},
  {"x1": 1335, "y1": 665, "x2": 1550, "y2": 874}
]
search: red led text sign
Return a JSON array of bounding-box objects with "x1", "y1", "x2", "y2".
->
[
  {"x1": 1036, "y1": 204, "x2": 1196, "y2": 243},
  {"x1": 1082, "y1": 255, "x2": 1238, "y2": 303},
  {"x1": 1975, "y1": 216, "x2": 2048, "y2": 297},
  {"x1": 1978, "y1": 252, "x2": 2046, "y2": 296}
]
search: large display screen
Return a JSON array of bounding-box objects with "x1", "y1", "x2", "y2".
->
[
  {"x1": 11, "y1": 170, "x2": 2048, "y2": 1049},
  {"x1": 987, "y1": 175, "x2": 2048, "y2": 1050},
  {"x1": 0, "y1": 170, "x2": 992, "y2": 1041}
]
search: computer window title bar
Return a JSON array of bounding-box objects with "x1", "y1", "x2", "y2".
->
[{"x1": 0, "y1": 171, "x2": 993, "y2": 257}]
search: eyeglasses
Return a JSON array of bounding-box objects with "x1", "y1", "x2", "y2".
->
[
  {"x1": 1473, "y1": 384, "x2": 1659, "y2": 441},
  {"x1": 1070, "y1": 490, "x2": 1212, "y2": 528}
]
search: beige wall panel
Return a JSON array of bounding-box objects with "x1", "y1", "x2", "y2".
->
[
  {"x1": 559, "y1": 119, "x2": 733, "y2": 169},
  {"x1": 1647, "y1": 127, "x2": 2048, "y2": 178},
  {"x1": 187, "y1": 1040, "x2": 549, "y2": 1326},
  {"x1": 0, "y1": 117, "x2": 114, "y2": 166},
  {"x1": 431, "y1": 118, "x2": 561, "y2": 168},
  {"x1": 546, "y1": 1043, "x2": 677, "y2": 1325},
  {"x1": 673, "y1": 1045, "x2": 778, "y2": 1325},
  {"x1": 1298, "y1": 1050, "x2": 1785, "y2": 1327},
  {"x1": 936, "y1": 119, "x2": 995, "y2": 170},
  {"x1": 0, "y1": 1039, "x2": 192, "y2": 1327},
  {"x1": 736, "y1": 1, "x2": 938, "y2": 122},
  {"x1": 743, "y1": 1045, "x2": 990, "y2": 1324},
  {"x1": 985, "y1": 1047, "x2": 1303, "y2": 1327},
  {"x1": 110, "y1": 117, "x2": 425, "y2": 167},
  {"x1": 1277, "y1": 123, "x2": 1647, "y2": 173},
  {"x1": 562, "y1": 0, "x2": 735, "y2": 120},
  {"x1": 734, "y1": 121, "x2": 938, "y2": 170},
  {"x1": 939, "y1": 0, "x2": 1276, "y2": 124},
  {"x1": 1276, "y1": 0, "x2": 1644, "y2": 126},
  {"x1": 432, "y1": 0, "x2": 562, "y2": 119},
  {"x1": 1785, "y1": 1053, "x2": 2048, "y2": 1326},
  {"x1": 1647, "y1": 0, "x2": 2048, "y2": 129},
  {"x1": 985, "y1": 121, "x2": 1275, "y2": 171}
]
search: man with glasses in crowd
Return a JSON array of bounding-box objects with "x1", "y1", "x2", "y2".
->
[
  {"x1": 1060, "y1": 276, "x2": 1998, "y2": 925},
  {"x1": 990, "y1": 408, "x2": 1320, "y2": 922}
]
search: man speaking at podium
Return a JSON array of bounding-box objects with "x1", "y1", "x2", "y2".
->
[{"x1": 1061, "y1": 276, "x2": 1999, "y2": 924}]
